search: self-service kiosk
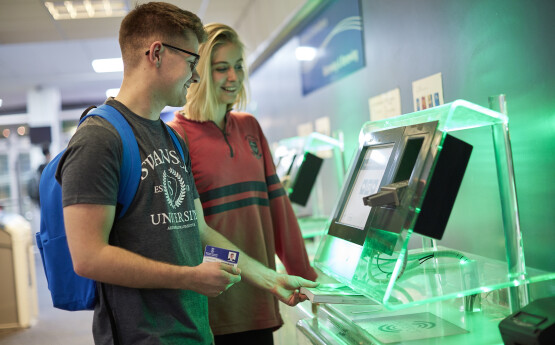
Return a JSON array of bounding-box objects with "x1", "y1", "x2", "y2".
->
[{"x1": 293, "y1": 100, "x2": 553, "y2": 345}]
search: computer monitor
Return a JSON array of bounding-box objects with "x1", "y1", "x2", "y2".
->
[
  {"x1": 314, "y1": 118, "x2": 474, "y2": 297},
  {"x1": 338, "y1": 144, "x2": 394, "y2": 229},
  {"x1": 275, "y1": 152, "x2": 297, "y2": 187},
  {"x1": 287, "y1": 152, "x2": 324, "y2": 206},
  {"x1": 327, "y1": 120, "x2": 471, "y2": 254},
  {"x1": 327, "y1": 125, "x2": 406, "y2": 246},
  {"x1": 29, "y1": 126, "x2": 52, "y2": 145}
]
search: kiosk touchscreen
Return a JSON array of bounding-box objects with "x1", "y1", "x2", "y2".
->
[
  {"x1": 338, "y1": 144, "x2": 393, "y2": 229},
  {"x1": 275, "y1": 152, "x2": 297, "y2": 188},
  {"x1": 317, "y1": 120, "x2": 472, "y2": 281},
  {"x1": 327, "y1": 125, "x2": 405, "y2": 246}
]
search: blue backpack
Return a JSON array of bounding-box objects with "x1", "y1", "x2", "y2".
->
[{"x1": 35, "y1": 104, "x2": 185, "y2": 311}]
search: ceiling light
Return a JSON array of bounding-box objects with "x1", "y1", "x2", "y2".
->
[
  {"x1": 84, "y1": 0, "x2": 95, "y2": 16},
  {"x1": 295, "y1": 46, "x2": 317, "y2": 61},
  {"x1": 92, "y1": 58, "x2": 123, "y2": 73},
  {"x1": 44, "y1": 0, "x2": 128, "y2": 20},
  {"x1": 65, "y1": 1, "x2": 77, "y2": 18}
]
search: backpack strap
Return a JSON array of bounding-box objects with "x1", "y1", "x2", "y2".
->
[
  {"x1": 80, "y1": 104, "x2": 141, "y2": 218},
  {"x1": 165, "y1": 124, "x2": 186, "y2": 162},
  {"x1": 78, "y1": 104, "x2": 138, "y2": 345}
]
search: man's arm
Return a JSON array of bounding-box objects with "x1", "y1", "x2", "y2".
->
[
  {"x1": 194, "y1": 199, "x2": 319, "y2": 306},
  {"x1": 63, "y1": 203, "x2": 240, "y2": 297}
]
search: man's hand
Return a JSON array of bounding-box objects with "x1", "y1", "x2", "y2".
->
[
  {"x1": 188, "y1": 262, "x2": 241, "y2": 297},
  {"x1": 270, "y1": 274, "x2": 319, "y2": 306}
]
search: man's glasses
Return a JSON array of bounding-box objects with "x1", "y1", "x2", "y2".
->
[{"x1": 145, "y1": 43, "x2": 200, "y2": 71}]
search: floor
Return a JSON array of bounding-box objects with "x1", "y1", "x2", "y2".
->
[{"x1": 0, "y1": 252, "x2": 95, "y2": 345}]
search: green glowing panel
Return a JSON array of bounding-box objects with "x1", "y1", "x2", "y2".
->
[
  {"x1": 313, "y1": 100, "x2": 554, "y2": 310},
  {"x1": 304, "y1": 299, "x2": 512, "y2": 345}
]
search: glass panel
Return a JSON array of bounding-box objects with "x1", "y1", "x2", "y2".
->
[{"x1": 314, "y1": 100, "x2": 554, "y2": 311}]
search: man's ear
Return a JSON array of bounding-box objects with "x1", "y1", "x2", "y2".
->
[{"x1": 146, "y1": 41, "x2": 163, "y2": 68}]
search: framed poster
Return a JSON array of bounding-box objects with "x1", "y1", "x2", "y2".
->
[{"x1": 412, "y1": 73, "x2": 444, "y2": 111}]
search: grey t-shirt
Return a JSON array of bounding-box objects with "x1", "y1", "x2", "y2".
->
[{"x1": 57, "y1": 99, "x2": 212, "y2": 345}]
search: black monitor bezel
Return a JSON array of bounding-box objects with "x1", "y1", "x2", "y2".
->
[{"x1": 29, "y1": 126, "x2": 52, "y2": 145}]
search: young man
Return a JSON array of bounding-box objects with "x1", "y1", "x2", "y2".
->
[{"x1": 58, "y1": 3, "x2": 317, "y2": 344}]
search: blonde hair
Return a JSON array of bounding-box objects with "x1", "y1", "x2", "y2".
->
[{"x1": 185, "y1": 23, "x2": 248, "y2": 121}]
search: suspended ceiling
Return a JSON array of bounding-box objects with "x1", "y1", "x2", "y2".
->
[{"x1": 0, "y1": 0, "x2": 308, "y2": 115}]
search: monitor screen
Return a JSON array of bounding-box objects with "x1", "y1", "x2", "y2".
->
[
  {"x1": 327, "y1": 125, "x2": 405, "y2": 246},
  {"x1": 394, "y1": 137, "x2": 424, "y2": 183},
  {"x1": 29, "y1": 126, "x2": 52, "y2": 145},
  {"x1": 339, "y1": 144, "x2": 394, "y2": 229},
  {"x1": 275, "y1": 153, "x2": 297, "y2": 186},
  {"x1": 288, "y1": 152, "x2": 324, "y2": 206}
]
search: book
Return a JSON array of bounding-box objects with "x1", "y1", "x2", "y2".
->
[{"x1": 300, "y1": 283, "x2": 378, "y2": 304}]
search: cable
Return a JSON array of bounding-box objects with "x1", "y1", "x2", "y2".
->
[{"x1": 368, "y1": 249, "x2": 471, "y2": 282}]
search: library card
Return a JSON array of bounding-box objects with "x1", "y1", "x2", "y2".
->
[{"x1": 203, "y1": 245, "x2": 239, "y2": 267}]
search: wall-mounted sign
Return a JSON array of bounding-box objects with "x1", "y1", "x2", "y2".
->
[
  {"x1": 368, "y1": 88, "x2": 402, "y2": 122},
  {"x1": 315, "y1": 116, "x2": 331, "y2": 136},
  {"x1": 412, "y1": 73, "x2": 444, "y2": 112},
  {"x1": 297, "y1": 122, "x2": 314, "y2": 137},
  {"x1": 298, "y1": 0, "x2": 365, "y2": 95}
]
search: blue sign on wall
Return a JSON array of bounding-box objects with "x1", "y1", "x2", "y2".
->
[{"x1": 299, "y1": 0, "x2": 365, "y2": 95}]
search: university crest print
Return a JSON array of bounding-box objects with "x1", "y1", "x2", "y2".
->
[{"x1": 246, "y1": 135, "x2": 262, "y2": 159}]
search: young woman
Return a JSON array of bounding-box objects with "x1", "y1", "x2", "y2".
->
[{"x1": 168, "y1": 23, "x2": 317, "y2": 345}]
